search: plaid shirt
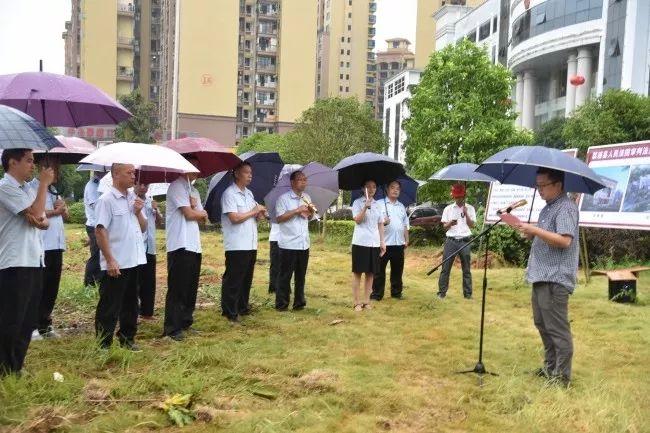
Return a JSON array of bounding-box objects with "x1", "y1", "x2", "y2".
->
[{"x1": 526, "y1": 194, "x2": 580, "y2": 292}]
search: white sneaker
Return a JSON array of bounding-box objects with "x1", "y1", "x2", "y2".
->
[{"x1": 31, "y1": 330, "x2": 43, "y2": 341}]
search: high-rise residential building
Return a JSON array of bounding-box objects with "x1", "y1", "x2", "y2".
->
[
  {"x1": 158, "y1": 0, "x2": 318, "y2": 146},
  {"x1": 415, "y1": 0, "x2": 486, "y2": 69},
  {"x1": 316, "y1": 0, "x2": 377, "y2": 107},
  {"x1": 66, "y1": 0, "x2": 161, "y2": 102},
  {"x1": 159, "y1": 0, "x2": 176, "y2": 139},
  {"x1": 374, "y1": 38, "x2": 414, "y2": 119}
]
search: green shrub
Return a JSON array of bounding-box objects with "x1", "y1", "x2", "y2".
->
[{"x1": 67, "y1": 202, "x2": 86, "y2": 225}]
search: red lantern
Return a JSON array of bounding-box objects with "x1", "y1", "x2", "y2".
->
[{"x1": 570, "y1": 75, "x2": 585, "y2": 86}]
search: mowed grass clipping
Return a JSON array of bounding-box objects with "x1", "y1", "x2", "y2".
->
[{"x1": 0, "y1": 225, "x2": 648, "y2": 433}]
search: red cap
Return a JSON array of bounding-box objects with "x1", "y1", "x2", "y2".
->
[{"x1": 451, "y1": 183, "x2": 466, "y2": 198}]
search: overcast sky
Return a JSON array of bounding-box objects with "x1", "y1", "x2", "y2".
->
[{"x1": 0, "y1": 0, "x2": 417, "y2": 75}]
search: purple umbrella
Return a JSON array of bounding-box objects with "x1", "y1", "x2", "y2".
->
[
  {"x1": 264, "y1": 162, "x2": 339, "y2": 222},
  {"x1": 0, "y1": 72, "x2": 131, "y2": 127}
]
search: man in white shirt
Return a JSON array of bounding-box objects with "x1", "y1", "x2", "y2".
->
[
  {"x1": 0, "y1": 149, "x2": 54, "y2": 375},
  {"x1": 30, "y1": 159, "x2": 69, "y2": 339},
  {"x1": 371, "y1": 180, "x2": 409, "y2": 301},
  {"x1": 163, "y1": 159, "x2": 207, "y2": 341},
  {"x1": 438, "y1": 183, "x2": 476, "y2": 299},
  {"x1": 274, "y1": 171, "x2": 315, "y2": 311},
  {"x1": 94, "y1": 163, "x2": 147, "y2": 350},
  {"x1": 135, "y1": 183, "x2": 162, "y2": 321},
  {"x1": 221, "y1": 162, "x2": 266, "y2": 323},
  {"x1": 83, "y1": 172, "x2": 103, "y2": 287}
]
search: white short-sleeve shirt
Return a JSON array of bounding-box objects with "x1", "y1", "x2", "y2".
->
[
  {"x1": 383, "y1": 199, "x2": 409, "y2": 246},
  {"x1": 221, "y1": 183, "x2": 258, "y2": 251},
  {"x1": 84, "y1": 177, "x2": 100, "y2": 227},
  {"x1": 269, "y1": 222, "x2": 280, "y2": 242},
  {"x1": 95, "y1": 187, "x2": 147, "y2": 270},
  {"x1": 441, "y1": 202, "x2": 476, "y2": 238},
  {"x1": 351, "y1": 197, "x2": 384, "y2": 247},
  {"x1": 165, "y1": 177, "x2": 202, "y2": 254},
  {"x1": 0, "y1": 174, "x2": 44, "y2": 269},
  {"x1": 143, "y1": 197, "x2": 157, "y2": 255},
  {"x1": 29, "y1": 179, "x2": 65, "y2": 251},
  {"x1": 276, "y1": 190, "x2": 311, "y2": 250}
]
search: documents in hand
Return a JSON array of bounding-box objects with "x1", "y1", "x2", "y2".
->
[{"x1": 499, "y1": 212, "x2": 521, "y2": 227}]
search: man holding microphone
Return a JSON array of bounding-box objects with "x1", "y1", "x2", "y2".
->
[{"x1": 438, "y1": 183, "x2": 476, "y2": 300}]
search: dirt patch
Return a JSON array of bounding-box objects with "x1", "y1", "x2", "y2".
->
[
  {"x1": 82, "y1": 379, "x2": 111, "y2": 402},
  {"x1": 297, "y1": 369, "x2": 339, "y2": 391},
  {"x1": 12, "y1": 407, "x2": 75, "y2": 433}
]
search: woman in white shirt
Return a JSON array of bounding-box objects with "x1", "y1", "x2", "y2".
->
[{"x1": 350, "y1": 179, "x2": 386, "y2": 311}]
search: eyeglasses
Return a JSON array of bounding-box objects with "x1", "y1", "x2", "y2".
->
[{"x1": 535, "y1": 181, "x2": 558, "y2": 189}]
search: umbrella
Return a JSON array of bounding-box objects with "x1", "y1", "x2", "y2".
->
[
  {"x1": 98, "y1": 172, "x2": 169, "y2": 197},
  {"x1": 475, "y1": 145, "x2": 606, "y2": 194},
  {"x1": 0, "y1": 104, "x2": 62, "y2": 150},
  {"x1": 0, "y1": 72, "x2": 131, "y2": 127},
  {"x1": 333, "y1": 152, "x2": 405, "y2": 190},
  {"x1": 34, "y1": 135, "x2": 95, "y2": 164},
  {"x1": 161, "y1": 136, "x2": 240, "y2": 177},
  {"x1": 350, "y1": 174, "x2": 419, "y2": 207},
  {"x1": 79, "y1": 142, "x2": 199, "y2": 183},
  {"x1": 264, "y1": 162, "x2": 339, "y2": 222},
  {"x1": 204, "y1": 151, "x2": 284, "y2": 223},
  {"x1": 429, "y1": 163, "x2": 495, "y2": 182},
  {"x1": 76, "y1": 163, "x2": 108, "y2": 173}
]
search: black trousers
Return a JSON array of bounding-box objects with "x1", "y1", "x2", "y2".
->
[
  {"x1": 84, "y1": 225, "x2": 102, "y2": 287},
  {"x1": 0, "y1": 267, "x2": 42, "y2": 375},
  {"x1": 371, "y1": 245, "x2": 405, "y2": 300},
  {"x1": 164, "y1": 249, "x2": 202, "y2": 336},
  {"x1": 221, "y1": 250, "x2": 257, "y2": 320},
  {"x1": 39, "y1": 250, "x2": 63, "y2": 333},
  {"x1": 268, "y1": 241, "x2": 280, "y2": 293},
  {"x1": 95, "y1": 267, "x2": 138, "y2": 348},
  {"x1": 276, "y1": 248, "x2": 309, "y2": 310},
  {"x1": 137, "y1": 253, "x2": 157, "y2": 317}
]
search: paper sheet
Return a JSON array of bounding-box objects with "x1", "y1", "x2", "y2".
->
[{"x1": 499, "y1": 212, "x2": 522, "y2": 227}]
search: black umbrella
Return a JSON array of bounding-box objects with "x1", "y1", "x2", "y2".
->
[
  {"x1": 204, "y1": 151, "x2": 284, "y2": 223},
  {"x1": 0, "y1": 104, "x2": 62, "y2": 150},
  {"x1": 333, "y1": 152, "x2": 405, "y2": 190}
]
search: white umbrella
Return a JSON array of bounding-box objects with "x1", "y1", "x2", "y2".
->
[
  {"x1": 98, "y1": 172, "x2": 169, "y2": 197},
  {"x1": 79, "y1": 142, "x2": 199, "y2": 180}
]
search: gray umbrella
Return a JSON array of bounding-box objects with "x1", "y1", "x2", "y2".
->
[
  {"x1": 0, "y1": 104, "x2": 62, "y2": 150},
  {"x1": 429, "y1": 163, "x2": 495, "y2": 182}
]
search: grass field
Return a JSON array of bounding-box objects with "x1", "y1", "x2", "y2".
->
[{"x1": 0, "y1": 225, "x2": 648, "y2": 433}]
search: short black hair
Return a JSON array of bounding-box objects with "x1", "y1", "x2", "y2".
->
[
  {"x1": 290, "y1": 170, "x2": 304, "y2": 181},
  {"x1": 1, "y1": 148, "x2": 31, "y2": 171},
  {"x1": 232, "y1": 161, "x2": 252, "y2": 178},
  {"x1": 536, "y1": 167, "x2": 565, "y2": 186},
  {"x1": 387, "y1": 180, "x2": 401, "y2": 189}
]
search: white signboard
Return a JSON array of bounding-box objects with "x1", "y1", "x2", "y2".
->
[
  {"x1": 579, "y1": 141, "x2": 650, "y2": 231},
  {"x1": 485, "y1": 149, "x2": 578, "y2": 223}
]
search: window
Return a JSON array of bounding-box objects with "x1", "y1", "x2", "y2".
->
[
  {"x1": 339, "y1": 86, "x2": 343, "y2": 91},
  {"x1": 340, "y1": 74, "x2": 343, "y2": 79},
  {"x1": 348, "y1": 25, "x2": 351, "y2": 30},
  {"x1": 345, "y1": 87, "x2": 349, "y2": 92},
  {"x1": 535, "y1": 12, "x2": 546, "y2": 25},
  {"x1": 492, "y1": 16, "x2": 497, "y2": 33},
  {"x1": 466, "y1": 30, "x2": 476, "y2": 42},
  {"x1": 347, "y1": 37, "x2": 351, "y2": 42},
  {"x1": 393, "y1": 104, "x2": 401, "y2": 160},
  {"x1": 386, "y1": 82, "x2": 394, "y2": 98},
  {"x1": 348, "y1": 12, "x2": 352, "y2": 18},
  {"x1": 341, "y1": 49, "x2": 344, "y2": 54},
  {"x1": 346, "y1": 74, "x2": 349, "y2": 79},
  {"x1": 384, "y1": 108, "x2": 390, "y2": 139},
  {"x1": 608, "y1": 38, "x2": 620, "y2": 57},
  {"x1": 394, "y1": 76, "x2": 405, "y2": 94},
  {"x1": 347, "y1": 50, "x2": 350, "y2": 55},
  {"x1": 347, "y1": 62, "x2": 350, "y2": 67},
  {"x1": 479, "y1": 21, "x2": 490, "y2": 41},
  {"x1": 341, "y1": 36, "x2": 345, "y2": 42},
  {"x1": 340, "y1": 61, "x2": 344, "y2": 67},
  {"x1": 349, "y1": 0, "x2": 352, "y2": 4}
]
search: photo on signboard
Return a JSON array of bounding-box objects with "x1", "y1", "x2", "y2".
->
[
  {"x1": 580, "y1": 165, "x2": 630, "y2": 212},
  {"x1": 622, "y1": 165, "x2": 650, "y2": 212}
]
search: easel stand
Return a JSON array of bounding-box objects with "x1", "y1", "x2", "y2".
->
[{"x1": 427, "y1": 222, "x2": 500, "y2": 383}]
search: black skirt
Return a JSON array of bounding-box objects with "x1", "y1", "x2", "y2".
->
[{"x1": 351, "y1": 244, "x2": 380, "y2": 274}]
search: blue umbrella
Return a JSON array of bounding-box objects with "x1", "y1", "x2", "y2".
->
[
  {"x1": 0, "y1": 104, "x2": 62, "y2": 150},
  {"x1": 333, "y1": 152, "x2": 405, "y2": 190},
  {"x1": 265, "y1": 162, "x2": 339, "y2": 222},
  {"x1": 350, "y1": 174, "x2": 419, "y2": 207},
  {"x1": 429, "y1": 163, "x2": 495, "y2": 182},
  {"x1": 475, "y1": 146, "x2": 606, "y2": 194},
  {"x1": 204, "y1": 151, "x2": 284, "y2": 223}
]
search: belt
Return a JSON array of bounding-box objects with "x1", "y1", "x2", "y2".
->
[{"x1": 449, "y1": 236, "x2": 471, "y2": 242}]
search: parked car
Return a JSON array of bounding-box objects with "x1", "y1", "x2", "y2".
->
[{"x1": 408, "y1": 202, "x2": 446, "y2": 228}]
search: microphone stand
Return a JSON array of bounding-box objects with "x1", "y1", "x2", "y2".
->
[{"x1": 427, "y1": 218, "x2": 502, "y2": 384}]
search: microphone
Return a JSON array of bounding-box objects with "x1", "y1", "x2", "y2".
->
[{"x1": 496, "y1": 199, "x2": 528, "y2": 215}]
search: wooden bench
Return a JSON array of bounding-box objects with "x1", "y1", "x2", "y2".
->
[{"x1": 591, "y1": 267, "x2": 650, "y2": 303}]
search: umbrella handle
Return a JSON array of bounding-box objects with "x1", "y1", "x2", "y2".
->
[{"x1": 527, "y1": 188, "x2": 537, "y2": 223}]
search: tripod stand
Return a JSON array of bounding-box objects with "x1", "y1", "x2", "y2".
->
[{"x1": 427, "y1": 222, "x2": 500, "y2": 382}]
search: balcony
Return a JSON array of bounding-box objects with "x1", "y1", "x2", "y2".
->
[
  {"x1": 117, "y1": 36, "x2": 134, "y2": 49},
  {"x1": 256, "y1": 44, "x2": 277, "y2": 54},
  {"x1": 117, "y1": 2, "x2": 135, "y2": 16},
  {"x1": 369, "y1": 2, "x2": 377, "y2": 13},
  {"x1": 256, "y1": 62, "x2": 276, "y2": 72},
  {"x1": 117, "y1": 66, "x2": 134, "y2": 81},
  {"x1": 257, "y1": 24, "x2": 278, "y2": 36},
  {"x1": 368, "y1": 15, "x2": 376, "y2": 25},
  {"x1": 368, "y1": 27, "x2": 376, "y2": 37},
  {"x1": 255, "y1": 99, "x2": 276, "y2": 108},
  {"x1": 368, "y1": 39, "x2": 375, "y2": 49}
]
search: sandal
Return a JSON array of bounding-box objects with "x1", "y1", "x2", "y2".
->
[
  {"x1": 362, "y1": 303, "x2": 373, "y2": 310},
  {"x1": 354, "y1": 304, "x2": 363, "y2": 312}
]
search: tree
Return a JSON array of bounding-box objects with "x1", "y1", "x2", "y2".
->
[
  {"x1": 236, "y1": 132, "x2": 289, "y2": 158},
  {"x1": 284, "y1": 97, "x2": 387, "y2": 166},
  {"x1": 563, "y1": 89, "x2": 650, "y2": 156},
  {"x1": 114, "y1": 89, "x2": 159, "y2": 143},
  {"x1": 404, "y1": 39, "x2": 531, "y2": 201},
  {"x1": 534, "y1": 116, "x2": 567, "y2": 149}
]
